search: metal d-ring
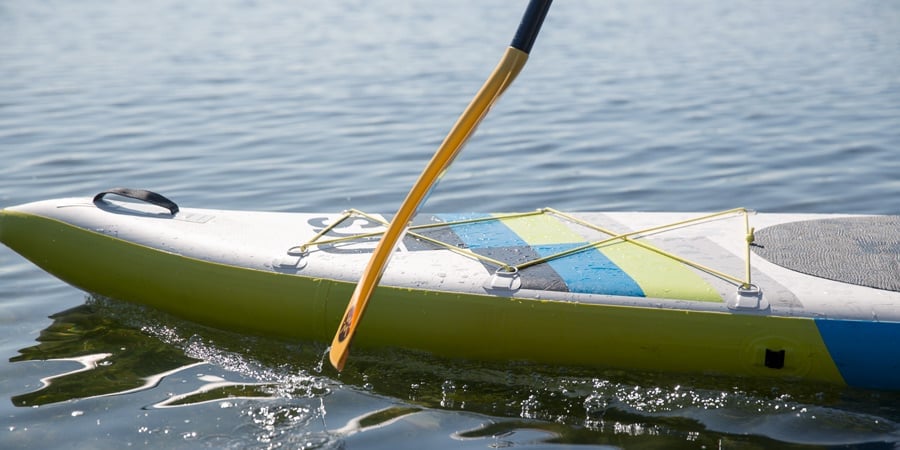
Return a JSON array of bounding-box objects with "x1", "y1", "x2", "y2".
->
[
  {"x1": 274, "y1": 246, "x2": 309, "y2": 272},
  {"x1": 287, "y1": 245, "x2": 310, "y2": 257}
]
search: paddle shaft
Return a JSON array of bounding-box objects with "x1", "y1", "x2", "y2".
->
[{"x1": 329, "y1": 0, "x2": 552, "y2": 371}]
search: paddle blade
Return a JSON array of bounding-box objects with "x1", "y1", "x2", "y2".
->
[{"x1": 328, "y1": 223, "x2": 407, "y2": 371}]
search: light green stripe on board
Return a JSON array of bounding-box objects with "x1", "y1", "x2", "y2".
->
[
  {"x1": 499, "y1": 213, "x2": 722, "y2": 302},
  {"x1": 596, "y1": 240, "x2": 722, "y2": 302},
  {"x1": 497, "y1": 213, "x2": 583, "y2": 244}
]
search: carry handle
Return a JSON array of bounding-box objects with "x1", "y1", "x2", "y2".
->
[{"x1": 93, "y1": 188, "x2": 179, "y2": 215}]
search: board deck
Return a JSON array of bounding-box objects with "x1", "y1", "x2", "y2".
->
[{"x1": 752, "y1": 215, "x2": 900, "y2": 292}]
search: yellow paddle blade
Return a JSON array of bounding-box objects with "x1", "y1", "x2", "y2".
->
[{"x1": 328, "y1": 47, "x2": 529, "y2": 371}]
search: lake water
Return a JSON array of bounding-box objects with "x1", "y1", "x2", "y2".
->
[{"x1": 2, "y1": 0, "x2": 899, "y2": 448}]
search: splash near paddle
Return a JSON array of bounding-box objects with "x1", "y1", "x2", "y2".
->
[{"x1": 328, "y1": 0, "x2": 553, "y2": 371}]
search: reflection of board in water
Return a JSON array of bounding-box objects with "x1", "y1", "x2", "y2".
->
[
  {"x1": 10, "y1": 302, "x2": 200, "y2": 407},
  {"x1": 8, "y1": 300, "x2": 290, "y2": 408}
]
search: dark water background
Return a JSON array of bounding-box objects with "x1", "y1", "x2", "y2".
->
[{"x1": 2, "y1": 0, "x2": 899, "y2": 448}]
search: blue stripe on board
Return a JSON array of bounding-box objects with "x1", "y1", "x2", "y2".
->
[
  {"x1": 534, "y1": 243, "x2": 645, "y2": 297},
  {"x1": 437, "y1": 214, "x2": 528, "y2": 249},
  {"x1": 438, "y1": 214, "x2": 645, "y2": 297},
  {"x1": 815, "y1": 319, "x2": 900, "y2": 390}
]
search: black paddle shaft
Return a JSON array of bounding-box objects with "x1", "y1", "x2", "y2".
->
[{"x1": 510, "y1": 0, "x2": 553, "y2": 54}]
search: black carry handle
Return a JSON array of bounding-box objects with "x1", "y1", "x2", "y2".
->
[{"x1": 93, "y1": 188, "x2": 179, "y2": 215}]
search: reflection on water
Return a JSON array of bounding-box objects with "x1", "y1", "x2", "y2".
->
[
  {"x1": 10, "y1": 303, "x2": 201, "y2": 407},
  {"x1": 7, "y1": 295, "x2": 900, "y2": 448},
  {"x1": 154, "y1": 376, "x2": 274, "y2": 408},
  {"x1": 9, "y1": 301, "x2": 292, "y2": 411},
  {"x1": 331, "y1": 406, "x2": 422, "y2": 436}
]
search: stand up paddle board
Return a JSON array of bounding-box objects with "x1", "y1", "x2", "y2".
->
[{"x1": 1, "y1": 189, "x2": 898, "y2": 390}]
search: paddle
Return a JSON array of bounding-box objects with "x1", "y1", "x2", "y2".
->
[{"x1": 329, "y1": 0, "x2": 553, "y2": 371}]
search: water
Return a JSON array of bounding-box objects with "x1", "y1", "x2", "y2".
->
[{"x1": 1, "y1": 0, "x2": 899, "y2": 448}]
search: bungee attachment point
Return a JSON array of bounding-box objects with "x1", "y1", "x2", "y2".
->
[
  {"x1": 273, "y1": 246, "x2": 309, "y2": 272},
  {"x1": 487, "y1": 266, "x2": 522, "y2": 292},
  {"x1": 729, "y1": 283, "x2": 768, "y2": 311}
]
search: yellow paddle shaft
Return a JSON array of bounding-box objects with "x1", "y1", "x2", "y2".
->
[{"x1": 329, "y1": 47, "x2": 530, "y2": 371}]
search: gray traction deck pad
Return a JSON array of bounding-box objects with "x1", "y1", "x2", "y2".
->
[{"x1": 751, "y1": 215, "x2": 900, "y2": 292}]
